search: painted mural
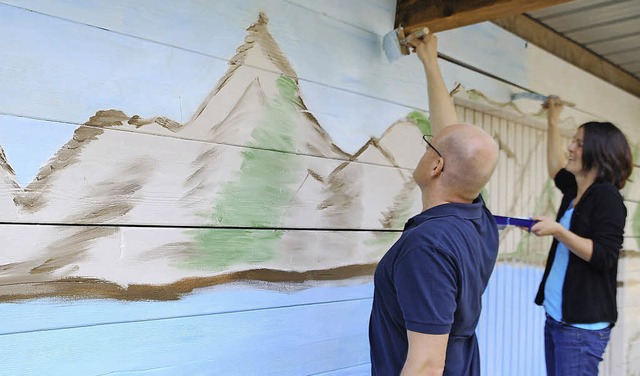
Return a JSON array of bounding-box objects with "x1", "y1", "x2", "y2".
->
[
  {"x1": 1, "y1": 1, "x2": 639, "y2": 374},
  {"x1": 0, "y1": 13, "x2": 432, "y2": 301},
  {"x1": 0, "y1": 12, "x2": 603, "y2": 302}
]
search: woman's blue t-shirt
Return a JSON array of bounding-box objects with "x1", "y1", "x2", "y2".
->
[{"x1": 543, "y1": 203, "x2": 609, "y2": 330}]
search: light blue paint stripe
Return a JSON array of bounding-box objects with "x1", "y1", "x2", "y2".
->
[
  {"x1": 0, "y1": 281, "x2": 373, "y2": 335},
  {"x1": 312, "y1": 363, "x2": 370, "y2": 375},
  {"x1": 1, "y1": 298, "x2": 373, "y2": 376}
]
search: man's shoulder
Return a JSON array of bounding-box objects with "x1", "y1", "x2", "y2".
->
[
  {"x1": 412, "y1": 208, "x2": 489, "y2": 234},
  {"x1": 400, "y1": 202, "x2": 495, "y2": 250},
  {"x1": 405, "y1": 216, "x2": 470, "y2": 250}
]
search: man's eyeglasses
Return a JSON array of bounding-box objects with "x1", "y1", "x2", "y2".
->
[{"x1": 422, "y1": 134, "x2": 444, "y2": 171}]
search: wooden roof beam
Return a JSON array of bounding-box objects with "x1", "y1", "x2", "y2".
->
[
  {"x1": 395, "y1": 0, "x2": 574, "y2": 34},
  {"x1": 394, "y1": 0, "x2": 640, "y2": 98}
]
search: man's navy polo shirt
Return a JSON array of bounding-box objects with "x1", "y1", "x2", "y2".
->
[{"x1": 369, "y1": 196, "x2": 498, "y2": 375}]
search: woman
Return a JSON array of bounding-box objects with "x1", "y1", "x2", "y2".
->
[{"x1": 531, "y1": 96, "x2": 633, "y2": 375}]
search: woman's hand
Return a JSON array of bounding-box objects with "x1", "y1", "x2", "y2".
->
[
  {"x1": 543, "y1": 96, "x2": 564, "y2": 122},
  {"x1": 531, "y1": 215, "x2": 595, "y2": 262},
  {"x1": 530, "y1": 215, "x2": 563, "y2": 237}
]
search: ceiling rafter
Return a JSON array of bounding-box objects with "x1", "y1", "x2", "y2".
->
[
  {"x1": 493, "y1": 15, "x2": 640, "y2": 98},
  {"x1": 395, "y1": 0, "x2": 574, "y2": 34},
  {"x1": 394, "y1": 0, "x2": 640, "y2": 98}
]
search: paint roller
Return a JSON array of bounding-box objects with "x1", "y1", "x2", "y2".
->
[{"x1": 510, "y1": 92, "x2": 576, "y2": 107}]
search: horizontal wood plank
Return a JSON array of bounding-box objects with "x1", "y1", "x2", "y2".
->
[
  {"x1": 0, "y1": 115, "x2": 424, "y2": 228},
  {"x1": 3, "y1": 0, "x2": 594, "y2": 139},
  {"x1": 0, "y1": 281, "x2": 373, "y2": 335},
  {"x1": 0, "y1": 225, "x2": 398, "y2": 300},
  {"x1": 3, "y1": 0, "x2": 639, "y2": 147},
  {"x1": 0, "y1": 298, "x2": 372, "y2": 376},
  {"x1": 0, "y1": 0, "x2": 432, "y2": 138},
  {"x1": 284, "y1": 0, "x2": 395, "y2": 36}
]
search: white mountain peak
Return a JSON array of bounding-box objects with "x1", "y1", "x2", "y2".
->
[
  {"x1": 377, "y1": 119, "x2": 424, "y2": 169},
  {"x1": 0, "y1": 145, "x2": 19, "y2": 220},
  {"x1": 239, "y1": 12, "x2": 297, "y2": 80},
  {"x1": 184, "y1": 12, "x2": 298, "y2": 132}
]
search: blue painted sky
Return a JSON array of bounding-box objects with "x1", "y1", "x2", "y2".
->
[
  {"x1": 0, "y1": 1, "x2": 529, "y2": 187},
  {"x1": 0, "y1": 116, "x2": 76, "y2": 187}
]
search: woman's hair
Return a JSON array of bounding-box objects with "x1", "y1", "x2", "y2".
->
[{"x1": 580, "y1": 121, "x2": 634, "y2": 189}]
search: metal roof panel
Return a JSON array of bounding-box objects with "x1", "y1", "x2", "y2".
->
[
  {"x1": 565, "y1": 17, "x2": 640, "y2": 44},
  {"x1": 527, "y1": 0, "x2": 640, "y2": 82},
  {"x1": 538, "y1": 1, "x2": 640, "y2": 33}
]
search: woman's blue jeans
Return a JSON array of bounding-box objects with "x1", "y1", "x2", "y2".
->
[{"x1": 544, "y1": 315, "x2": 611, "y2": 376}]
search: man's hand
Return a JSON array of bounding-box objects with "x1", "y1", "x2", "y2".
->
[
  {"x1": 404, "y1": 28, "x2": 458, "y2": 136},
  {"x1": 405, "y1": 28, "x2": 437, "y2": 67}
]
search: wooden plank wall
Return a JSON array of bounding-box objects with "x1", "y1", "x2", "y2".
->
[
  {"x1": 0, "y1": 2, "x2": 420, "y2": 374},
  {"x1": 5, "y1": 2, "x2": 409, "y2": 374},
  {"x1": 1, "y1": 1, "x2": 639, "y2": 375}
]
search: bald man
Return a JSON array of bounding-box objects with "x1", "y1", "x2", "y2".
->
[{"x1": 369, "y1": 30, "x2": 500, "y2": 376}]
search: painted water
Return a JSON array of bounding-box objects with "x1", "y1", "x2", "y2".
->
[{"x1": 1, "y1": 264, "x2": 545, "y2": 375}]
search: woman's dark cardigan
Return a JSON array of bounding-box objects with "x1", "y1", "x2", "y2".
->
[{"x1": 534, "y1": 169, "x2": 626, "y2": 325}]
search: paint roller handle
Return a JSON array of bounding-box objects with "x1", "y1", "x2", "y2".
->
[{"x1": 493, "y1": 215, "x2": 538, "y2": 232}]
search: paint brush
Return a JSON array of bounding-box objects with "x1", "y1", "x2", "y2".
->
[
  {"x1": 382, "y1": 26, "x2": 426, "y2": 63},
  {"x1": 510, "y1": 92, "x2": 575, "y2": 107}
]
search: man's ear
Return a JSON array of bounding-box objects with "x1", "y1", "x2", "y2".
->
[{"x1": 430, "y1": 158, "x2": 444, "y2": 177}]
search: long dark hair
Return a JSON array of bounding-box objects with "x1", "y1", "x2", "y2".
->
[{"x1": 580, "y1": 121, "x2": 634, "y2": 189}]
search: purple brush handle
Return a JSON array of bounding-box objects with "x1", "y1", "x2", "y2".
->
[{"x1": 493, "y1": 215, "x2": 537, "y2": 231}]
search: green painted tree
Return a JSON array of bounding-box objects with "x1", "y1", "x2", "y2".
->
[
  {"x1": 407, "y1": 111, "x2": 432, "y2": 136},
  {"x1": 186, "y1": 76, "x2": 302, "y2": 270}
]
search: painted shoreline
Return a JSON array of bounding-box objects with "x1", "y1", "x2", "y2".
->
[{"x1": 0, "y1": 263, "x2": 377, "y2": 302}]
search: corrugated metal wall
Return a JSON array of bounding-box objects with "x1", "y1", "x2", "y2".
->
[{"x1": 478, "y1": 264, "x2": 545, "y2": 376}]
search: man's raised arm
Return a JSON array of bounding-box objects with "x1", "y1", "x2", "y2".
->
[{"x1": 406, "y1": 29, "x2": 458, "y2": 137}]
